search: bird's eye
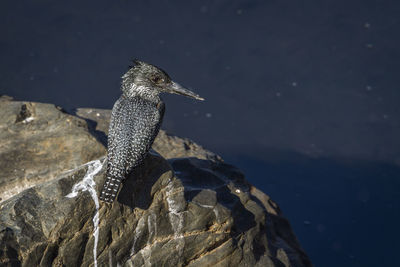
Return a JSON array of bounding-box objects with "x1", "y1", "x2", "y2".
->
[{"x1": 152, "y1": 76, "x2": 163, "y2": 84}]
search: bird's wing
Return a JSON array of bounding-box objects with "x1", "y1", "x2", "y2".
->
[
  {"x1": 124, "y1": 99, "x2": 164, "y2": 173},
  {"x1": 99, "y1": 98, "x2": 164, "y2": 202}
]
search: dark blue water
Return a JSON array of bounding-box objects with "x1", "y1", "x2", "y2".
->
[{"x1": 1, "y1": 1, "x2": 400, "y2": 266}]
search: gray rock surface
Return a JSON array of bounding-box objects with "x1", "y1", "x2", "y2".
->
[
  {"x1": 0, "y1": 100, "x2": 312, "y2": 266},
  {"x1": 0, "y1": 99, "x2": 106, "y2": 202}
]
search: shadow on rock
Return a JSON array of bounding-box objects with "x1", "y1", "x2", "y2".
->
[
  {"x1": 118, "y1": 151, "x2": 172, "y2": 209},
  {"x1": 169, "y1": 157, "x2": 257, "y2": 235},
  {"x1": 70, "y1": 108, "x2": 109, "y2": 147}
]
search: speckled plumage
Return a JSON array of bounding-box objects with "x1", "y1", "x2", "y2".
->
[{"x1": 99, "y1": 60, "x2": 203, "y2": 203}]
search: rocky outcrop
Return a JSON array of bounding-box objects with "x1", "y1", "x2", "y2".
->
[
  {"x1": 0, "y1": 99, "x2": 105, "y2": 202},
  {"x1": 0, "y1": 99, "x2": 312, "y2": 266}
]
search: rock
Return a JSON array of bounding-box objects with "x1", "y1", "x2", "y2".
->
[
  {"x1": 0, "y1": 101, "x2": 106, "y2": 202},
  {"x1": 0, "y1": 95, "x2": 13, "y2": 102},
  {"x1": 0, "y1": 100, "x2": 312, "y2": 266}
]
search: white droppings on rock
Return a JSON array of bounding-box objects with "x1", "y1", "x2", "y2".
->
[
  {"x1": 131, "y1": 216, "x2": 146, "y2": 256},
  {"x1": 195, "y1": 203, "x2": 214, "y2": 209},
  {"x1": 147, "y1": 212, "x2": 158, "y2": 242},
  {"x1": 165, "y1": 182, "x2": 185, "y2": 258},
  {"x1": 66, "y1": 159, "x2": 103, "y2": 267},
  {"x1": 166, "y1": 182, "x2": 184, "y2": 216},
  {"x1": 140, "y1": 244, "x2": 153, "y2": 266},
  {"x1": 213, "y1": 206, "x2": 220, "y2": 222},
  {"x1": 22, "y1": 117, "x2": 34, "y2": 123}
]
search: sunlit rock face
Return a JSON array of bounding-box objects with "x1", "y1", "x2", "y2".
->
[
  {"x1": 0, "y1": 97, "x2": 106, "y2": 202},
  {"x1": 0, "y1": 98, "x2": 312, "y2": 267}
]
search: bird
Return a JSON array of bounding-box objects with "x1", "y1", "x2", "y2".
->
[{"x1": 99, "y1": 60, "x2": 204, "y2": 203}]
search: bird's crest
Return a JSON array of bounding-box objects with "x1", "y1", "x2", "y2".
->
[{"x1": 128, "y1": 59, "x2": 144, "y2": 69}]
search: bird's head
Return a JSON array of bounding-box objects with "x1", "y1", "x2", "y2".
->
[{"x1": 121, "y1": 60, "x2": 204, "y2": 102}]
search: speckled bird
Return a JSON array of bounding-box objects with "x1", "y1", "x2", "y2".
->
[{"x1": 99, "y1": 60, "x2": 204, "y2": 203}]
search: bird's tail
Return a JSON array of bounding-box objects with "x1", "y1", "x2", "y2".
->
[{"x1": 99, "y1": 175, "x2": 123, "y2": 203}]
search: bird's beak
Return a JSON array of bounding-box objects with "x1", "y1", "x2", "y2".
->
[{"x1": 165, "y1": 81, "x2": 204, "y2": 101}]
